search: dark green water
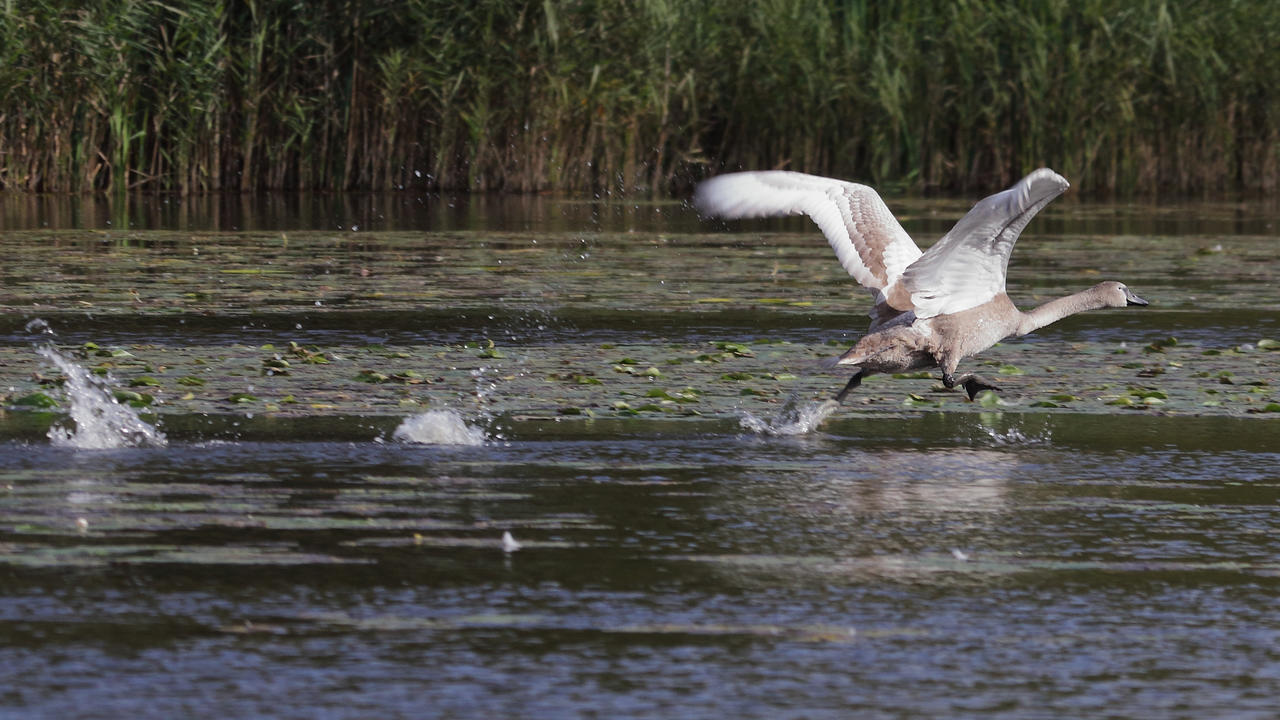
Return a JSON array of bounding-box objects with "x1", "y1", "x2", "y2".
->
[{"x1": 1, "y1": 193, "x2": 1278, "y2": 718}]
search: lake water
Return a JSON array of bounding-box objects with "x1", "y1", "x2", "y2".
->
[{"x1": 1, "y1": 191, "x2": 1279, "y2": 718}]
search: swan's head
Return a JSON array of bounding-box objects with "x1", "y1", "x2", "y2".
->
[{"x1": 1095, "y1": 281, "x2": 1148, "y2": 308}]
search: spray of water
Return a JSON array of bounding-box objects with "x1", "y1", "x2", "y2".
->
[
  {"x1": 38, "y1": 346, "x2": 168, "y2": 449},
  {"x1": 392, "y1": 366, "x2": 503, "y2": 445},
  {"x1": 979, "y1": 424, "x2": 1052, "y2": 446},
  {"x1": 392, "y1": 409, "x2": 488, "y2": 445},
  {"x1": 739, "y1": 395, "x2": 840, "y2": 436}
]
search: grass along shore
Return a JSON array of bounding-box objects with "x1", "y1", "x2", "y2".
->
[{"x1": 1, "y1": 0, "x2": 1277, "y2": 196}]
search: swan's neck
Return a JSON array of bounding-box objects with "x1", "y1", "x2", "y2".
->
[{"x1": 1015, "y1": 289, "x2": 1109, "y2": 336}]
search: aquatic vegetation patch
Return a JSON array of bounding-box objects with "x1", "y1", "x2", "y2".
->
[
  {"x1": 3, "y1": 327, "x2": 1275, "y2": 424},
  {"x1": 0, "y1": 228, "x2": 1276, "y2": 425}
]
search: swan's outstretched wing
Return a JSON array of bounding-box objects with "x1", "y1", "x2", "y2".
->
[
  {"x1": 903, "y1": 168, "x2": 1069, "y2": 319},
  {"x1": 693, "y1": 171, "x2": 923, "y2": 294}
]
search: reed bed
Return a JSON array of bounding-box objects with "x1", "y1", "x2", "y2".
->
[{"x1": 1, "y1": 0, "x2": 1276, "y2": 195}]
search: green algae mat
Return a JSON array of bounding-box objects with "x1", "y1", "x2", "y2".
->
[{"x1": 1, "y1": 213, "x2": 1277, "y2": 432}]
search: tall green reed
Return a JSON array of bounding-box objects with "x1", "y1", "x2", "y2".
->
[{"x1": 0, "y1": 0, "x2": 1276, "y2": 195}]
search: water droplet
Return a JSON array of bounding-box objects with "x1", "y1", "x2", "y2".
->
[{"x1": 24, "y1": 318, "x2": 53, "y2": 335}]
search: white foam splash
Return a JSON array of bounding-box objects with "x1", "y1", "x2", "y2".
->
[
  {"x1": 979, "y1": 426, "x2": 1052, "y2": 447},
  {"x1": 739, "y1": 397, "x2": 840, "y2": 436},
  {"x1": 38, "y1": 346, "x2": 168, "y2": 449},
  {"x1": 392, "y1": 409, "x2": 488, "y2": 445},
  {"x1": 25, "y1": 318, "x2": 54, "y2": 335}
]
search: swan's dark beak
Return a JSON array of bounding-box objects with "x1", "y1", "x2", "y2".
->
[{"x1": 1125, "y1": 288, "x2": 1149, "y2": 306}]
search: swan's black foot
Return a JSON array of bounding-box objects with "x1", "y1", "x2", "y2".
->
[
  {"x1": 960, "y1": 375, "x2": 1000, "y2": 401},
  {"x1": 833, "y1": 369, "x2": 865, "y2": 403},
  {"x1": 942, "y1": 373, "x2": 1000, "y2": 400}
]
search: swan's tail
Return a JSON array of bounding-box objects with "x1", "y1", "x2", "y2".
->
[{"x1": 821, "y1": 346, "x2": 864, "y2": 369}]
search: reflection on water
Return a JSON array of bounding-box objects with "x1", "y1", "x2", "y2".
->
[
  {"x1": 0, "y1": 188, "x2": 1278, "y2": 718},
  {"x1": 0, "y1": 191, "x2": 695, "y2": 234},
  {"x1": 3, "y1": 416, "x2": 1280, "y2": 717},
  {"x1": 3, "y1": 189, "x2": 1278, "y2": 236}
]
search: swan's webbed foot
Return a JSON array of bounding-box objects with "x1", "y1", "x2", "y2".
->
[
  {"x1": 833, "y1": 369, "x2": 865, "y2": 403},
  {"x1": 942, "y1": 373, "x2": 1001, "y2": 401},
  {"x1": 961, "y1": 375, "x2": 1000, "y2": 401}
]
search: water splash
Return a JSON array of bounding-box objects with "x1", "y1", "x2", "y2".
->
[
  {"x1": 392, "y1": 409, "x2": 488, "y2": 445},
  {"x1": 466, "y1": 365, "x2": 511, "y2": 442},
  {"x1": 38, "y1": 346, "x2": 168, "y2": 449},
  {"x1": 471, "y1": 366, "x2": 500, "y2": 405},
  {"x1": 979, "y1": 425, "x2": 1052, "y2": 447},
  {"x1": 739, "y1": 396, "x2": 840, "y2": 436},
  {"x1": 25, "y1": 318, "x2": 54, "y2": 336}
]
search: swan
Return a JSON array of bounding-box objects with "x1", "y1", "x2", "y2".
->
[{"x1": 694, "y1": 168, "x2": 1148, "y2": 402}]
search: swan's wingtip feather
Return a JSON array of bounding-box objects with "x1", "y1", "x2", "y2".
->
[
  {"x1": 1026, "y1": 167, "x2": 1070, "y2": 193},
  {"x1": 690, "y1": 175, "x2": 726, "y2": 216},
  {"x1": 692, "y1": 173, "x2": 767, "y2": 218}
]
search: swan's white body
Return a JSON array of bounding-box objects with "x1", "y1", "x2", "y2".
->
[{"x1": 694, "y1": 169, "x2": 1147, "y2": 400}]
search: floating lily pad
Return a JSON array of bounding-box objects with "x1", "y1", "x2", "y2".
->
[
  {"x1": 893, "y1": 371, "x2": 934, "y2": 379},
  {"x1": 12, "y1": 392, "x2": 58, "y2": 408},
  {"x1": 113, "y1": 390, "x2": 155, "y2": 407},
  {"x1": 976, "y1": 391, "x2": 1003, "y2": 407}
]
